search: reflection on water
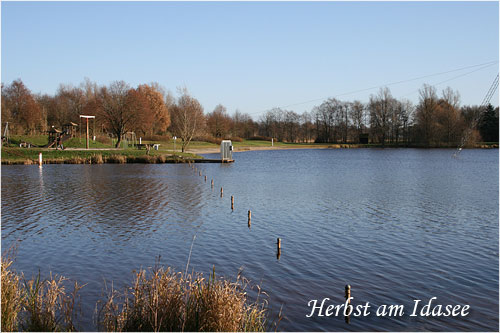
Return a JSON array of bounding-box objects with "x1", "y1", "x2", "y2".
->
[{"x1": 1, "y1": 149, "x2": 498, "y2": 331}]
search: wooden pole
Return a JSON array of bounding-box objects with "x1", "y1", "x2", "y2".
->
[
  {"x1": 38, "y1": 152, "x2": 42, "y2": 167},
  {"x1": 199, "y1": 171, "x2": 201, "y2": 176},
  {"x1": 231, "y1": 196, "x2": 234, "y2": 210},
  {"x1": 86, "y1": 118, "x2": 89, "y2": 149},
  {"x1": 220, "y1": 187, "x2": 223, "y2": 197},
  {"x1": 204, "y1": 175, "x2": 207, "y2": 182},
  {"x1": 345, "y1": 284, "x2": 351, "y2": 323},
  {"x1": 211, "y1": 179, "x2": 214, "y2": 187},
  {"x1": 248, "y1": 210, "x2": 251, "y2": 222},
  {"x1": 277, "y1": 238, "x2": 281, "y2": 260}
]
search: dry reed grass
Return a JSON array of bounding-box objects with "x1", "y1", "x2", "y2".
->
[
  {"x1": 21, "y1": 272, "x2": 83, "y2": 332},
  {"x1": 97, "y1": 267, "x2": 268, "y2": 332},
  {"x1": 1, "y1": 255, "x2": 83, "y2": 332},
  {"x1": 106, "y1": 154, "x2": 127, "y2": 163},
  {"x1": 1, "y1": 257, "x2": 23, "y2": 331}
]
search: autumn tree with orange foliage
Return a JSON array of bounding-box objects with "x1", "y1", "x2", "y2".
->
[
  {"x1": 1, "y1": 79, "x2": 43, "y2": 134},
  {"x1": 136, "y1": 84, "x2": 170, "y2": 136}
]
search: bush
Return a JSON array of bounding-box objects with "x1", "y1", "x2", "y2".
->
[
  {"x1": 230, "y1": 136, "x2": 244, "y2": 142},
  {"x1": 195, "y1": 135, "x2": 222, "y2": 145},
  {"x1": 248, "y1": 136, "x2": 272, "y2": 141},
  {"x1": 95, "y1": 134, "x2": 112, "y2": 145},
  {"x1": 141, "y1": 134, "x2": 172, "y2": 142},
  {"x1": 106, "y1": 155, "x2": 127, "y2": 164},
  {"x1": 90, "y1": 154, "x2": 104, "y2": 164}
]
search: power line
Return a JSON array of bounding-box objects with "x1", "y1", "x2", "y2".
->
[
  {"x1": 481, "y1": 74, "x2": 499, "y2": 106},
  {"x1": 402, "y1": 62, "x2": 497, "y2": 98},
  {"x1": 453, "y1": 73, "x2": 499, "y2": 158},
  {"x1": 249, "y1": 60, "x2": 498, "y2": 116}
]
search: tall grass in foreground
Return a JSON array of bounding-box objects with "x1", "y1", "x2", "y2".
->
[
  {"x1": 1, "y1": 257, "x2": 83, "y2": 332},
  {"x1": 2, "y1": 254, "x2": 271, "y2": 332},
  {"x1": 97, "y1": 267, "x2": 268, "y2": 332},
  {"x1": 1, "y1": 258, "x2": 22, "y2": 331}
]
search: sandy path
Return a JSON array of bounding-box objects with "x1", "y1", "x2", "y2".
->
[{"x1": 185, "y1": 145, "x2": 327, "y2": 155}]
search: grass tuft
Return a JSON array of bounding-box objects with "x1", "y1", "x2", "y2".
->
[
  {"x1": 1, "y1": 257, "x2": 23, "y2": 331},
  {"x1": 97, "y1": 266, "x2": 267, "y2": 332},
  {"x1": 1, "y1": 255, "x2": 83, "y2": 332}
]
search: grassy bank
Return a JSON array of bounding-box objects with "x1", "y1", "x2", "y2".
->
[
  {"x1": 2, "y1": 257, "x2": 269, "y2": 332},
  {"x1": 1, "y1": 147, "x2": 202, "y2": 165},
  {"x1": 3, "y1": 135, "x2": 498, "y2": 165}
]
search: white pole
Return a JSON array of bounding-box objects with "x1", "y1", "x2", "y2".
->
[
  {"x1": 272, "y1": 138, "x2": 274, "y2": 146},
  {"x1": 39, "y1": 153, "x2": 42, "y2": 167},
  {"x1": 139, "y1": 137, "x2": 142, "y2": 144}
]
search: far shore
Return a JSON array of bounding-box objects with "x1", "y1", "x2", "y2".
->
[
  {"x1": 186, "y1": 143, "x2": 499, "y2": 155},
  {"x1": 2, "y1": 140, "x2": 498, "y2": 165}
]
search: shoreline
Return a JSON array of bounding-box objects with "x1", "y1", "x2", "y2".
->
[
  {"x1": 186, "y1": 143, "x2": 499, "y2": 155},
  {"x1": 2, "y1": 143, "x2": 498, "y2": 165}
]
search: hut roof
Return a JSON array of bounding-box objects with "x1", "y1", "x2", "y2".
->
[{"x1": 63, "y1": 122, "x2": 79, "y2": 127}]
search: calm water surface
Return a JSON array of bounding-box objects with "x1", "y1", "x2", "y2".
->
[{"x1": 1, "y1": 149, "x2": 498, "y2": 331}]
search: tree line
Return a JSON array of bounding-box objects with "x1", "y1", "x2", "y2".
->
[{"x1": 1, "y1": 78, "x2": 498, "y2": 150}]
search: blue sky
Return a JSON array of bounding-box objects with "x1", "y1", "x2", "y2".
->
[{"x1": 2, "y1": 1, "x2": 498, "y2": 118}]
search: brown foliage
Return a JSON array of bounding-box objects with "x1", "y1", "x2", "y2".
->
[
  {"x1": 137, "y1": 84, "x2": 170, "y2": 135},
  {"x1": 2, "y1": 79, "x2": 43, "y2": 134},
  {"x1": 206, "y1": 104, "x2": 232, "y2": 138}
]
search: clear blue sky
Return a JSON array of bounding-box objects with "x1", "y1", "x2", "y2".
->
[{"x1": 2, "y1": 1, "x2": 499, "y2": 118}]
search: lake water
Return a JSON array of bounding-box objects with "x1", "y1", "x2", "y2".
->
[{"x1": 1, "y1": 149, "x2": 498, "y2": 331}]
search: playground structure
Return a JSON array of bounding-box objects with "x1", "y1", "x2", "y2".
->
[
  {"x1": 45, "y1": 122, "x2": 79, "y2": 149},
  {"x1": 62, "y1": 122, "x2": 78, "y2": 138}
]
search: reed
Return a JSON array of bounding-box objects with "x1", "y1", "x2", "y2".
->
[
  {"x1": 106, "y1": 154, "x2": 127, "y2": 164},
  {"x1": 1, "y1": 256, "x2": 83, "y2": 332},
  {"x1": 97, "y1": 267, "x2": 267, "y2": 332},
  {"x1": 1, "y1": 258, "x2": 22, "y2": 331}
]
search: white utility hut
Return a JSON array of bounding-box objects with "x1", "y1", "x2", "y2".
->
[{"x1": 220, "y1": 140, "x2": 233, "y2": 161}]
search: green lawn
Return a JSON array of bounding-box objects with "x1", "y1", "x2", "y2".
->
[{"x1": 1, "y1": 146, "x2": 201, "y2": 164}]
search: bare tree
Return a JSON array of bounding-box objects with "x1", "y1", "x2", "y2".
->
[
  {"x1": 350, "y1": 100, "x2": 365, "y2": 142},
  {"x1": 415, "y1": 84, "x2": 439, "y2": 146},
  {"x1": 369, "y1": 87, "x2": 395, "y2": 146},
  {"x1": 97, "y1": 81, "x2": 137, "y2": 148},
  {"x1": 206, "y1": 104, "x2": 231, "y2": 138},
  {"x1": 436, "y1": 87, "x2": 461, "y2": 145},
  {"x1": 231, "y1": 110, "x2": 256, "y2": 138},
  {"x1": 169, "y1": 89, "x2": 205, "y2": 152}
]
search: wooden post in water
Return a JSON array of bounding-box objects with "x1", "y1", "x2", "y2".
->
[
  {"x1": 38, "y1": 153, "x2": 42, "y2": 167},
  {"x1": 211, "y1": 179, "x2": 214, "y2": 188},
  {"x1": 220, "y1": 187, "x2": 223, "y2": 197},
  {"x1": 345, "y1": 285, "x2": 351, "y2": 323},
  {"x1": 199, "y1": 171, "x2": 201, "y2": 176},
  {"x1": 277, "y1": 238, "x2": 281, "y2": 259},
  {"x1": 204, "y1": 175, "x2": 207, "y2": 182},
  {"x1": 231, "y1": 196, "x2": 234, "y2": 210}
]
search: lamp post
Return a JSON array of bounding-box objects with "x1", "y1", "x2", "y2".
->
[{"x1": 173, "y1": 136, "x2": 177, "y2": 153}]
